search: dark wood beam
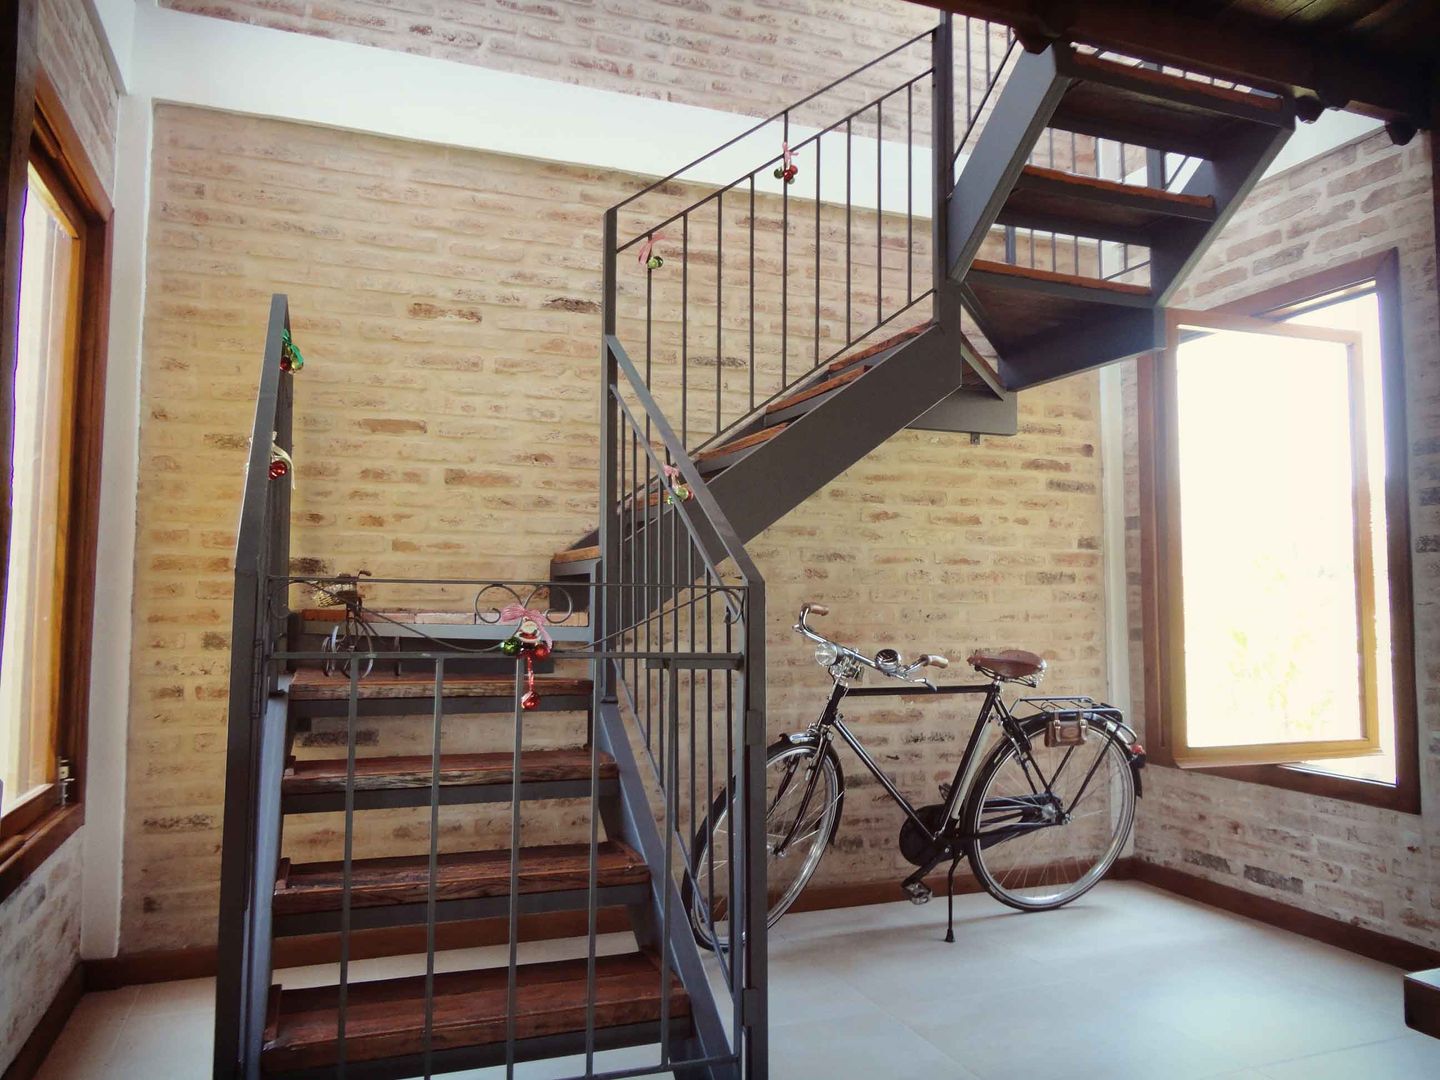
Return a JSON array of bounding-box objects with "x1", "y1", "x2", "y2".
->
[{"x1": 909, "y1": 0, "x2": 1429, "y2": 126}]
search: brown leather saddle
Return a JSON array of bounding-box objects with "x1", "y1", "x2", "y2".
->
[{"x1": 966, "y1": 649, "x2": 1046, "y2": 685}]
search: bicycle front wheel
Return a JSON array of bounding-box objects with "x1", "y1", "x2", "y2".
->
[
  {"x1": 963, "y1": 721, "x2": 1135, "y2": 911},
  {"x1": 684, "y1": 739, "x2": 842, "y2": 951}
]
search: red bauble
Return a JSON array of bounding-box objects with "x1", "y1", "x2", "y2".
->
[
  {"x1": 268, "y1": 460, "x2": 289, "y2": 479},
  {"x1": 520, "y1": 689, "x2": 540, "y2": 710},
  {"x1": 531, "y1": 642, "x2": 552, "y2": 661}
]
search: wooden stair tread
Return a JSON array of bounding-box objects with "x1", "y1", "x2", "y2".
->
[
  {"x1": 970, "y1": 259, "x2": 1151, "y2": 296},
  {"x1": 1069, "y1": 52, "x2": 1285, "y2": 113},
  {"x1": 273, "y1": 841, "x2": 647, "y2": 914},
  {"x1": 289, "y1": 669, "x2": 592, "y2": 701},
  {"x1": 552, "y1": 544, "x2": 600, "y2": 566},
  {"x1": 766, "y1": 365, "x2": 867, "y2": 416},
  {"x1": 282, "y1": 749, "x2": 616, "y2": 796},
  {"x1": 827, "y1": 322, "x2": 932, "y2": 374},
  {"x1": 694, "y1": 421, "x2": 787, "y2": 463},
  {"x1": 261, "y1": 951, "x2": 687, "y2": 1072},
  {"x1": 1016, "y1": 165, "x2": 1215, "y2": 211}
]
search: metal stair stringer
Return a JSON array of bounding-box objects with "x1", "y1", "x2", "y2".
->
[{"x1": 705, "y1": 320, "x2": 1001, "y2": 544}]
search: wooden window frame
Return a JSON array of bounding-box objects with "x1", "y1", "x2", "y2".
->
[
  {"x1": 1138, "y1": 250, "x2": 1420, "y2": 813},
  {"x1": 0, "y1": 62, "x2": 111, "y2": 901}
]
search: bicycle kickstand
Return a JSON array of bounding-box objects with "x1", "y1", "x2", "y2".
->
[{"x1": 944, "y1": 855, "x2": 962, "y2": 943}]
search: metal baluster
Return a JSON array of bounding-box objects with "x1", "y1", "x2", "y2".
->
[
  {"x1": 645, "y1": 239, "x2": 653, "y2": 444},
  {"x1": 782, "y1": 111, "x2": 790, "y2": 392},
  {"x1": 845, "y1": 117, "x2": 852, "y2": 343},
  {"x1": 815, "y1": 137, "x2": 822, "y2": 371},
  {"x1": 876, "y1": 99, "x2": 883, "y2": 328},
  {"x1": 336, "y1": 656, "x2": 361, "y2": 1077},
  {"x1": 906, "y1": 82, "x2": 913, "y2": 303},
  {"x1": 748, "y1": 175, "x2": 756, "y2": 412},
  {"x1": 681, "y1": 214, "x2": 689, "y2": 446},
  {"x1": 584, "y1": 651, "x2": 601, "y2": 1077},
  {"x1": 421, "y1": 658, "x2": 445, "y2": 1080},
  {"x1": 716, "y1": 193, "x2": 723, "y2": 441},
  {"x1": 504, "y1": 660, "x2": 524, "y2": 1079},
  {"x1": 659, "y1": 661, "x2": 679, "y2": 1068}
]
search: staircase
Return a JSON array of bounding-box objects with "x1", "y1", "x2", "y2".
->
[{"x1": 216, "y1": 14, "x2": 1293, "y2": 1080}]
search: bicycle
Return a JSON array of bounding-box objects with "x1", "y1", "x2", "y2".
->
[{"x1": 684, "y1": 602, "x2": 1147, "y2": 949}]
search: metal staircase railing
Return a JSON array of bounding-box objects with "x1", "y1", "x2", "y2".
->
[{"x1": 602, "y1": 19, "x2": 978, "y2": 457}]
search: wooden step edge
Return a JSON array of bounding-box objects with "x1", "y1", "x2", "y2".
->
[
  {"x1": 1017, "y1": 164, "x2": 1216, "y2": 212},
  {"x1": 970, "y1": 258, "x2": 1152, "y2": 297},
  {"x1": 826, "y1": 322, "x2": 933, "y2": 374},
  {"x1": 262, "y1": 952, "x2": 687, "y2": 1073},
  {"x1": 1069, "y1": 51, "x2": 1286, "y2": 113},
  {"x1": 282, "y1": 749, "x2": 618, "y2": 795},
  {"x1": 272, "y1": 841, "x2": 650, "y2": 914},
  {"x1": 288, "y1": 669, "x2": 594, "y2": 702},
  {"x1": 551, "y1": 544, "x2": 600, "y2": 567},
  {"x1": 694, "y1": 421, "x2": 788, "y2": 463},
  {"x1": 765, "y1": 365, "x2": 867, "y2": 417}
]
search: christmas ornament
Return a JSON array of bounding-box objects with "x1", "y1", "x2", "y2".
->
[
  {"x1": 662, "y1": 463, "x2": 693, "y2": 505},
  {"x1": 500, "y1": 603, "x2": 554, "y2": 710},
  {"x1": 773, "y1": 141, "x2": 798, "y2": 185},
  {"x1": 269, "y1": 435, "x2": 294, "y2": 482},
  {"x1": 637, "y1": 232, "x2": 666, "y2": 271},
  {"x1": 280, "y1": 328, "x2": 305, "y2": 372}
]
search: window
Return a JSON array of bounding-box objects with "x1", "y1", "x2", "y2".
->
[
  {"x1": 0, "y1": 84, "x2": 110, "y2": 886},
  {"x1": 1, "y1": 167, "x2": 80, "y2": 817},
  {"x1": 1139, "y1": 252, "x2": 1418, "y2": 811}
]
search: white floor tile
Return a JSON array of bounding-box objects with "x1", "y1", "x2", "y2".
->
[{"x1": 34, "y1": 882, "x2": 1439, "y2": 1080}]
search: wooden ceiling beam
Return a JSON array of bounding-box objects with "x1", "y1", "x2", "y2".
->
[{"x1": 909, "y1": 0, "x2": 1430, "y2": 125}]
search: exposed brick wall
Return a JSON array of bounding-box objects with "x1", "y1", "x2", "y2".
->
[
  {"x1": 1124, "y1": 132, "x2": 1440, "y2": 949},
  {"x1": 38, "y1": 0, "x2": 120, "y2": 197},
  {"x1": 127, "y1": 103, "x2": 1105, "y2": 951},
  {"x1": 0, "y1": 833, "x2": 81, "y2": 1073},
  {"x1": 157, "y1": 0, "x2": 941, "y2": 122}
]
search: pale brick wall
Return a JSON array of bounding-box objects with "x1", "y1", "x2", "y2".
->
[
  {"x1": 38, "y1": 0, "x2": 120, "y2": 197},
  {"x1": 1124, "y1": 132, "x2": 1440, "y2": 949},
  {"x1": 127, "y1": 102, "x2": 1105, "y2": 951},
  {"x1": 158, "y1": 0, "x2": 940, "y2": 121},
  {"x1": 0, "y1": 833, "x2": 82, "y2": 1073}
]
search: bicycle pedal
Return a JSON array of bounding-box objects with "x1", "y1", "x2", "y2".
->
[{"x1": 903, "y1": 881, "x2": 933, "y2": 906}]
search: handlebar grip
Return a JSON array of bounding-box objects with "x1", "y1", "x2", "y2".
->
[
  {"x1": 921, "y1": 654, "x2": 950, "y2": 669},
  {"x1": 806, "y1": 603, "x2": 830, "y2": 617}
]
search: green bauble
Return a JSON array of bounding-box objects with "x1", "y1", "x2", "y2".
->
[{"x1": 501, "y1": 636, "x2": 521, "y2": 655}]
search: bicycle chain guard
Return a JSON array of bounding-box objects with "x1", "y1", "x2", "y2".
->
[{"x1": 898, "y1": 803, "x2": 950, "y2": 866}]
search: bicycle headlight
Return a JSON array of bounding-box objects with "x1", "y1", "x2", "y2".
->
[{"x1": 814, "y1": 641, "x2": 840, "y2": 668}]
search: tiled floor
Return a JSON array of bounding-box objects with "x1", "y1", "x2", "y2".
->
[{"x1": 35, "y1": 882, "x2": 1440, "y2": 1079}]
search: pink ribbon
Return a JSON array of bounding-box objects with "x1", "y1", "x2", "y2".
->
[
  {"x1": 781, "y1": 141, "x2": 794, "y2": 171},
  {"x1": 663, "y1": 464, "x2": 682, "y2": 482},
  {"x1": 500, "y1": 603, "x2": 553, "y2": 645},
  {"x1": 637, "y1": 232, "x2": 665, "y2": 265}
]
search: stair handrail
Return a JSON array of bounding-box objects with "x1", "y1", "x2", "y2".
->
[
  {"x1": 610, "y1": 25, "x2": 937, "y2": 218},
  {"x1": 214, "y1": 294, "x2": 295, "y2": 1078}
]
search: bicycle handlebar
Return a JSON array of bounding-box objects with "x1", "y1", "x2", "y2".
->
[{"x1": 796, "y1": 602, "x2": 948, "y2": 687}]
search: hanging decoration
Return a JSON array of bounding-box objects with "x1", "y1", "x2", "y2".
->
[
  {"x1": 280, "y1": 328, "x2": 305, "y2": 373},
  {"x1": 662, "y1": 463, "x2": 693, "y2": 505},
  {"x1": 269, "y1": 434, "x2": 294, "y2": 482},
  {"x1": 637, "y1": 232, "x2": 666, "y2": 271},
  {"x1": 499, "y1": 603, "x2": 554, "y2": 710},
  {"x1": 774, "y1": 141, "x2": 798, "y2": 185}
]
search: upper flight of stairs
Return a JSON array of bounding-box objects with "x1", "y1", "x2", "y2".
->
[{"x1": 950, "y1": 45, "x2": 1294, "y2": 389}]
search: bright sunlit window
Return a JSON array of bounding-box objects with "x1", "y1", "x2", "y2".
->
[
  {"x1": 1159, "y1": 291, "x2": 1397, "y2": 773},
  {"x1": 0, "y1": 167, "x2": 79, "y2": 816}
]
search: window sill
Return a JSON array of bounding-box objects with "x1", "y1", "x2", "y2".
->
[
  {"x1": 1178, "y1": 760, "x2": 1420, "y2": 814},
  {"x1": 0, "y1": 802, "x2": 83, "y2": 904}
]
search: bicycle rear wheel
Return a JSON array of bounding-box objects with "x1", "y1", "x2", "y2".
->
[
  {"x1": 963, "y1": 721, "x2": 1134, "y2": 911},
  {"x1": 684, "y1": 739, "x2": 842, "y2": 951}
]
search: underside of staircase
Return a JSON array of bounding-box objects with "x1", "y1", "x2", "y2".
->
[{"x1": 217, "y1": 14, "x2": 1295, "y2": 1080}]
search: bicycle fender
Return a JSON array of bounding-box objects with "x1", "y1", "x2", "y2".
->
[{"x1": 774, "y1": 733, "x2": 847, "y2": 845}]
